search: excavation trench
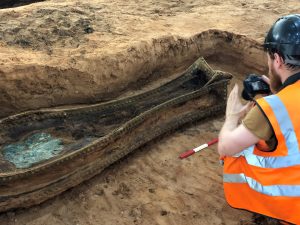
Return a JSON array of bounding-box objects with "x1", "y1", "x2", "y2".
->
[{"x1": 0, "y1": 30, "x2": 267, "y2": 212}]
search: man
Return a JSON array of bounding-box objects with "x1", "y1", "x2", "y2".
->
[{"x1": 218, "y1": 14, "x2": 300, "y2": 224}]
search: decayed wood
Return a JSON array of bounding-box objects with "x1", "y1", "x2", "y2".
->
[{"x1": 0, "y1": 57, "x2": 231, "y2": 212}]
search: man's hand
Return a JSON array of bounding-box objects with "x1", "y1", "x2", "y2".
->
[
  {"x1": 218, "y1": 84, "x2": 259, "y2": 156},
  {"x1": 226, "y1": 84, "x2": 252, "y2": 120},
  {"x1": 262, "y1": 75, "x2": 270, "y2": 85}
]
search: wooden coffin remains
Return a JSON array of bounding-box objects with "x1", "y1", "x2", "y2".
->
[{"x1": 0, "y1": 57, "x2": 232, "y2": 212}]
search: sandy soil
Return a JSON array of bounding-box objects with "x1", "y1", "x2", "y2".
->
[{"x1": 0, "y1": 0, "x2": 300, "y2": 224}]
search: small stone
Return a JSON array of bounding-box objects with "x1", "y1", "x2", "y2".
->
[
  {"x1": 95, "y1": 189, "x2": 104, "y2": 196},
  {"x1": 160, "y1": 210, "x2": 168, "y2": 216},
  {"x1": 84, "y1": 27, "x2": 94, "y2": 34},
  {"x1": 148, "y1": 188, "x2": 155, "y2": 193}
]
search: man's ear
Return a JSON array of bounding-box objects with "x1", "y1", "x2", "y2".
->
[{"x1": 273, "y1": 53, "x2": 285, "y2": 69}]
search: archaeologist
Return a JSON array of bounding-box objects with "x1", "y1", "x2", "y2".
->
[{"x1": 218, "y1": 14, "x2": 300, "y2": 225}]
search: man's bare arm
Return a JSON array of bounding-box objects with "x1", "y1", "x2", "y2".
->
[
  {"x1": 218, "y1": 84, "x2": 260, "y2": 156},
  {"x1": 218, "y1": 116, "x2": 260, "y2": 156}
]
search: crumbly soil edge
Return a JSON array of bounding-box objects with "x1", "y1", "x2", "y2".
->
[{"x1": 0, "y1": 30, "x2": 266, "y2": 118}]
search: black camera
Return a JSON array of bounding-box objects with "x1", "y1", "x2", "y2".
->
[{"x1": 241, "y1": 74, "x2": 271, "y2": 101}]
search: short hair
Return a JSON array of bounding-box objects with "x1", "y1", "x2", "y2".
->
[{"x1": 264, "y1": 47, "x2": 300, "y2": 71}]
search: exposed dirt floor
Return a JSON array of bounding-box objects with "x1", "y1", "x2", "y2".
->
[{"x1": 0, "y1": 0, "x2": 300, "y2": 225}]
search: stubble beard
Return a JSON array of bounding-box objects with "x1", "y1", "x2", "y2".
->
[{"x1": 269, "y1": 65, "x2": 282, "y2": 93}]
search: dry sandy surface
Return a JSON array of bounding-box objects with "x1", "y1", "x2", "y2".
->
[{"x1": 0, "y1": 0, "x2": 300, "y2": 225}]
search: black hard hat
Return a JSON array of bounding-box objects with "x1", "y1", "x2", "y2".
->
[{"x1": 263, "y1": 14, "x2": 300, "y2": 65}]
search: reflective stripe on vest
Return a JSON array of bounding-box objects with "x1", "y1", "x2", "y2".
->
[
  {"x1": 223, "y1": 173, "x2": 300, "y2": 197},
  {"x1": 232, "y1": 145, "x2": 300, "y2": 168},
  {"x1": 264, "y1": 95, "x2": 299, "y2": 155}
]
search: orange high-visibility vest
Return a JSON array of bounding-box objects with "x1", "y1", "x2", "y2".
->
[{"x1": 223, "y1": 81, "x2": 300, "y2": 224}]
